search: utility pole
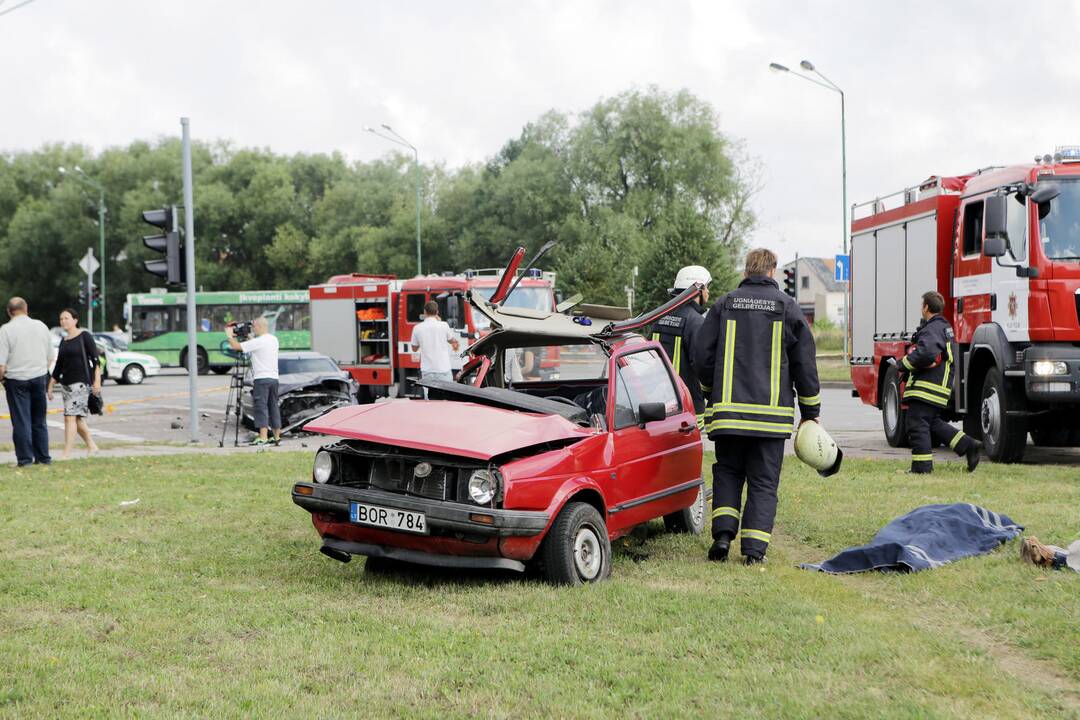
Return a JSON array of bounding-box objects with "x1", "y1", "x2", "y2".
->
[
  {"x1": 86, "y1": 249, "x2": 94, "y2": 332},
  {"x1": 181, "y1": 118, "x2": 199, "y2": 442}
]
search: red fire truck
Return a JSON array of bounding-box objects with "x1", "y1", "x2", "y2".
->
[
  {"x1": 850, "y1": 149, "x2": 1080, "y2": 462},
  {"x1": 309, "y1": 265, "x2": 556, "y2": 402}
]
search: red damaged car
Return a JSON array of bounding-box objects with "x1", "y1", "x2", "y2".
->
[{"x1": 292, "y1": 250, "x2": 706, "y2": 584}]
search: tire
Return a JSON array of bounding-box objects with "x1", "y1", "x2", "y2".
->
[
  {"x1": 979, "y1": 368, "x2": 1027, "y2": 462},
  {"x1": 663, "y1": 483, "x2": 705, "y2": 534},
  {"x1": 211, "y1": 366, "x2": 231, "y2": 375},
  {"x1": 881, "y1": 364, "x2": 909, "y2": 448},
  {"x1": 539, "y1": 502, "x2": 611, "y2": 585},
  {"x1": 121, "y1": 364, "x2": 145, "y2": 385},
  {"x1": 180, "y1": 347, "x2": 209, "y2": 375},
  {"x1": 355, "y1": 385, "x2": 375, "y2": 405}
]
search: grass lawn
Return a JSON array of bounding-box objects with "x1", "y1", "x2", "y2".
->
[
  {"x1": 1, "y1": 451, "x2": 1078, "y2": 718},
  {"x1": 817, "y1": 353, "x2": 851, "y2": 383}
]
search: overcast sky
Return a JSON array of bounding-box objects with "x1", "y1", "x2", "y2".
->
[{"x1": 3, "y1": 0, "x2": 1078, "y2": 267}]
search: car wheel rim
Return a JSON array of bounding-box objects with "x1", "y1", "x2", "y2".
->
[
  {"x1": 981, "y1": 388, "x2": 1000, "y2": 441},
  {"x1": 128, "y1": 367, "x2": 144, "y2": 384},
  {"x1": 573, "y1": 525, "x2": 602, "y2": 580},
  {"x1": 691, "y1": 486, "x2": 704, "y2": 528},
  {"x1": 884, "y1": 383, "x2": 899, "y2": 432}
]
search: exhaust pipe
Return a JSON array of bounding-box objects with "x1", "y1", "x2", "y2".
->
[{"x1": 319, "y1": 544, "x2": 352, "y2": 563}]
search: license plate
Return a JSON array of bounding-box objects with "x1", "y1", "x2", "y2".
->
[{"x1": 349, "y1": 502, "x2": 427, "y2": 535}]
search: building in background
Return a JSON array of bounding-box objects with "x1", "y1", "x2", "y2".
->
[{"x1": 779, "y1": 257, "x2": 845, "y2": 326}]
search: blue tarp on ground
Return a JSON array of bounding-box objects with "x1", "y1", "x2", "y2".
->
[{"x1": 801, "y1": 503, "x2": 1023, "y2": 574}]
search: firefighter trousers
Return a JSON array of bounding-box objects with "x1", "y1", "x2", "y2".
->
[
  {"x1": 710, "y1": 436, "x2": 785, "y2": 558},
  {"x1": 906, "y1": 400, "x2": 973, "y2": 473}
]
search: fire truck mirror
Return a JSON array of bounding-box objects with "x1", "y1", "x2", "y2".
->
[
  {"x1": 983, "y1": 195, "x2": 1008, "y2": 255},
  {"x1": 1030, "y1": 183, "x2": 1061, "y2": 205}
]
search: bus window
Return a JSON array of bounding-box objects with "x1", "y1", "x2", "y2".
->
[{"x1": 133, "y1": 309, "x2": 171, "y2": 341}]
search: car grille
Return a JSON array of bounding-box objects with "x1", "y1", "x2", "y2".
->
[
  {"x1": 369, "y1": 457, "x2": 451, "y2": 501},
  {"x1": 326, "y1": 442, "x2": 480, "y2": 503}
]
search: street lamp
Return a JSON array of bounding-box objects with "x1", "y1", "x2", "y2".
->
[
  {"x1": 364, "y1": 124, "x2": 422, "y2": 275},
  {"x1": 59, "y1": 165, "x2": 107, "y2": 331},
  {"x1": 770, "y1": 58, "x2": 848, "y2": 358}
]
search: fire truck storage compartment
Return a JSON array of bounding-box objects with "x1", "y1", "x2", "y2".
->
[
  {"x1": 311, "y1": 297, "x2": 357, "y2": 364},
  {"x1": 356, "y1": 298, "x2": 391, "y2": 367},
  {"x1": 851, "y1": 213, "x2": 939, "y2": 360}
]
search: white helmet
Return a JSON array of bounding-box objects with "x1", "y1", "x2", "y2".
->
[
  {"x1": 673, "y1": 265, "x2": 712, "y2": 290},
  {"x1": 794, "y1": 421, "x2": 843, "y2": 477}
]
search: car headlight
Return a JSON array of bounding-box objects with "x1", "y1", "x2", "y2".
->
[
  {"x1": 312, "y1": 450, "x2": 334, "y2": 483},
  {"x1": 467, "y1": 469, "x2": 498, "y2": 505},
  {"x1": 1033, "y1": 360, "x2": 1068, "y2": 376}
]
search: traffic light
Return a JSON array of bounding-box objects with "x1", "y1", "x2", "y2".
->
[
  {"x1": 91, "y1": 285, "x2": 101, "y2": 309},
  {"x1": 77, "y1": 284, "x2": 87, "y2": 305},
  {"x1": 142, "y1": 206, "x2": 183, "y2": 284},
  {"x1": 783, "y1": 267, "x2": 797, "y2": 298}
]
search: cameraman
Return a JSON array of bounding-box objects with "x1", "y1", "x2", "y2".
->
[{"x1": 226, "y1": 317, "x2": 281, "y2": 446}]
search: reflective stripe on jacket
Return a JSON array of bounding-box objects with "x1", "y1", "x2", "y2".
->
[
  {"x1": 650, "y1": 299, "x2": 706, "y2": 419},
  {"x1": 901, "y1": 314, "x2": 955, "y2": 408},
  {"x1": 693, "y1": 275, "x2": 821, "y2": 439}
]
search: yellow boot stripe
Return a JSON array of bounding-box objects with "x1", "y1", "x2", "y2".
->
[
  {"x1": 949, "y1": 431, "x2": 965, "y2": 450},
  {"x1": 712, "y1": 506, "x2": 740, "y2": 520},
  {"x1": 741, "y1": 529, "x2": 771, "y2": 543}
]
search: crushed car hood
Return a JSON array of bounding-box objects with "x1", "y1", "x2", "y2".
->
[
  {"x1": 275, "y1": 372, "x2": 352, "y2": 396},
  {"x1": 304, "y1": 400, "x2": 592, "y2": 460}
]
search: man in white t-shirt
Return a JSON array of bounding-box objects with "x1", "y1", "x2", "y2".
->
[
  {"x1": 410, "y1": 301, "x2": 460, "y2": 396},
  {"x1": 226, "y1": 317, "x2": 281, "y2": 445}
]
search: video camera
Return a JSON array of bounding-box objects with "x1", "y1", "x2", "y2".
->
[{"x1": 229, "y1": 320, "x2": 254, "y2": 342}]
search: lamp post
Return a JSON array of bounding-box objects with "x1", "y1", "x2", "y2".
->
[
  {"x1": 364, "y1": 124, "x2": 422, "y2": 275},
  {"x1": 59, "y1": 165, "x2": 106, "y2": 331},
  {"x1": 769, "y1": 59, "x2": 848, "y2": 358}
]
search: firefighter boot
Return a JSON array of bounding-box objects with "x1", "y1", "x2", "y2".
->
[
  {"x1": 708, "y1": 534, "x2": 732, "y2": 563},
  {"x1": 743, "y1": 553, "x2": 767, "y2": 566},
  {"x1": 966, "y1": 441, "x2": 982, "y2": 473}
]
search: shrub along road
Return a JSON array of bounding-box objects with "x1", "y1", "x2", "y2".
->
[{"x1": 0, "y1": 452, "x2": 1077, "y2": 718}]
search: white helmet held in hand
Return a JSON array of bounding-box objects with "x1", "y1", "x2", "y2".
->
[
  {"x1": 794, "y1": 420, "x2": 843, "y2": 477},
  {"x1": 673, "y1": 265, "x2": 712, "y2": 290}
]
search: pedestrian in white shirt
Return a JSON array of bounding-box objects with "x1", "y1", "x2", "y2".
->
[
  {"x1": 410, "y1": 301, "x2": 460, "y2": 396},
  {"x1": 226, "y1": 317, "x2": 281, "y2": 445},
  {"x1": 0, "y1": 297, "x2": 55, "y2": 466}
]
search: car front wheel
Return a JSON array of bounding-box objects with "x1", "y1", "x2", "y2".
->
[
  {"x1": 539, "y1": 502, "x2": 611, "y2": 585},
  {"x1": 122, "y1": 364, "x2": 145, "y2": 385},
  {"x1": 663, "y1": 484, "x2": 705, "y2": 534}
]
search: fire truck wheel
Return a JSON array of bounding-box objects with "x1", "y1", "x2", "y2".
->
[
  {"x1": 980, "y1": 368, "x2": 1027, "y2": 463},
  {"x1": 881, "y1": 364, "x2": 909, "y2": 448}
]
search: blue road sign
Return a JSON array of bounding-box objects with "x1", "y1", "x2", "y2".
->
[{"x1": 835, "y1": 254, "x2": 850, "y2": 282}]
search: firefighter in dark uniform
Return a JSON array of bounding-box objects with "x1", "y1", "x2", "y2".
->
[
  {"x1": 651, "y1": 265, "x2": 712, "y2": 429},
  {"x1": 900, "y1": 291, "x2": 981, "y2": 473},
  {"x1": 694, "y1": 248, "x2": 820, "y2": 565}
]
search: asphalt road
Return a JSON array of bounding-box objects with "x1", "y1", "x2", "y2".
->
[{"x1": 3, "y1": 373, "x2": 1079, "y2": 467}]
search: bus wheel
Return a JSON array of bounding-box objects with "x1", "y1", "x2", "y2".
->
[
  {"x1": 980, "y1": 368, "x2": 1026, "y2": 462},
  {"x1": 881, "y1": 364, "x2": 908, "y2": 448},
  {"x1": 180, "y1": 347, "x2": 209, "y2": 375}
]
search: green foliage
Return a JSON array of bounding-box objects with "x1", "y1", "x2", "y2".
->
[{"x1": 0, "y1": 87, "x2": 756, "y2": 328}]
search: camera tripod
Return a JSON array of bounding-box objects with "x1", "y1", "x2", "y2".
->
[{"x1": 218, "y1": 344, "x2": 250, "y2": 448}]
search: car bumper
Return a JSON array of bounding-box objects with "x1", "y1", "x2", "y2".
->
[
  {"x1": 291, "y1": 483, "x2": 548, "y2": 539},
  {"x1": 145, "y1": 365, "x2": 161, "y2": 377}
]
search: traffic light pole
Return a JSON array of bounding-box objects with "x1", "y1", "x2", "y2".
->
[
  {"x1": 181, "y1": 118, "x2": 199, "y2": 443},
  {"x1": 86, "y1": 248, "x2": 93, "y2": 333}
]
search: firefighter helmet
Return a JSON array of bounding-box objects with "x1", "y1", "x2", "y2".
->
[
  {"x1": 673, "y1": 265, "x2": 712, "y2": 290},
  {"x1": 794, "y1": 420, "x2": 843, "y2": 477}
]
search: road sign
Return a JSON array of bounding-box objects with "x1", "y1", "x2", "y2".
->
[
  {"x1": 835, "y1": 253, "x2": 850, "y2": 282},
  {"x1": 79, "y1": 249, "x2": 100, "y2": 276}
]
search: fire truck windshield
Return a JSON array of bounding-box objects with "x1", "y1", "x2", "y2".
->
[
  {"x1": 472, "y1": 286, "x2": 553, "y2": 330},
  {"x1": 1038, "y1": 180, "x2": 1080, "y2": 260}
]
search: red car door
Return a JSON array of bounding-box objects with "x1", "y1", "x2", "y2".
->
[{"x1": 604, "y1": 346, "x2": 702, "y2": 531}]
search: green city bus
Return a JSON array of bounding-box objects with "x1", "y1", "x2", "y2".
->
[{"x1": 125, "y1": 290, "x2": 311, "y2": 374}]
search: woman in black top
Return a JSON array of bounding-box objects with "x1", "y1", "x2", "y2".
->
[{"x1": 46, "y1": 308, "x2": 101, "y2": 458}]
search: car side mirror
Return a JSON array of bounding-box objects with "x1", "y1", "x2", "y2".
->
[
  {"x1": 1030, "y1": 184, "x2": 1060, "y2": 205},
  {"x1": 638, "y1": 402, "x2": 666, "y2": 426}
]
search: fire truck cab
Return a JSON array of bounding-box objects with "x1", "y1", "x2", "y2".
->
[
  {"x1": 851, "y1": 149, "x2": 1080, "y2": 462},
  {"x1": 309, "y1": 268, "x2": 556, "y2": 402}
]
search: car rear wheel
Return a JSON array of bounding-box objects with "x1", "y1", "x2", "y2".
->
[
  {"x1": 121, "y1": 364, "x2": 145, "y2": 385},
  {"x1": 882, "y1": 364, "x2": 908, "y2": 448},
  {"x1": 663, "y1": 484, "x2": 705, "y2": 534},
  {"x1": 539, "y1": 502, "x2": 611, "y2": 585}
]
